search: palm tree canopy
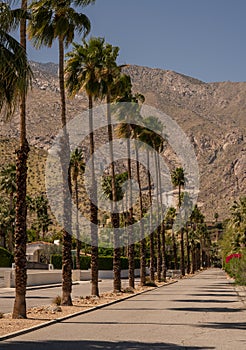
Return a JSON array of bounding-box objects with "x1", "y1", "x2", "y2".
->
[
  {"x1": 190, "y1": 204, "x2": 204, "y2": 224},
  {"x1": 101, "y1": 172, "x2": 128, "y2": 202},
  {"x1": 70, "y1": 147, "x2": 85, "y2": 180},
  {"x1": 28, "y1": 0, "x2": 92, "y2": 48},
  {"x1": 0, "y1": 164, "x2": 16, "y2": 195},
  {"x1": 0, "y1": 3, "x2": 32, "y2": 119},
  {"x1": 65, "y1": 37, "x2": 107, "y2": 98},
  {"x1": 171, "y1": 167, "x2": 185, "y2": 188}
]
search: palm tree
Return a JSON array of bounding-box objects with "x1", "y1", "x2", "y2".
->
[
  {"x1": 190, "y1": 204, "x2": 204, "y2": 273},
  {"x1": 70, "y1": 148, "x2": 85, "y2": 270},
  {"x1": 166, "y1": 207, "x2": 177, "y2": 270},
  {"x1": 100, "y1": 42, "x2": 123, "y2": 292},
  {"x1": 0, "y1": 0, "x2": 32, "y2": 320},
  {"x1": 65, "y1": 37, "x2": 105, "y2": 297},
  {"x1": 182, "y1": 192, "x2": 193, "y2": 274},
  {"x1": 0, "y1": 1, "x2": 31, "y2": 119},
  {"x1": 29, "y1": 0, "x2": 93, "y2": 305},
  {"x1": 32, "y1": 195, "x2": 52, "y2": 240},
  {"x1": 144, "y1": 117, "x2": 166, "y2": 281},
  {"x1": 171, "y1": 167, "x2": 186, "y2": 276},
  {"x1": 135, "y1": 126, "x2": 155, "y2": 282},
  {"x1": 114, "y1": 75, "x2": 140, "y2": 289}
]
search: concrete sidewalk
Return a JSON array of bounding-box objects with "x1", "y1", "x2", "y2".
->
[{"x1": 1, "y1": 268, "x2": 246, "y2": 349}]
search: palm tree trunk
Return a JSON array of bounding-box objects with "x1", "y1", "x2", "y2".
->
[
  {"x1": 178, "y1": 184, "x2": 185, "y2": 276},
  {"x1": 171, "y1": 221, "x2": 178, "y2": 270},
  {"x1": 157, "y1": 150, "x2": 166, "y2": 281},
  {"x1": 58, "y1": 38, "x2": 72, "y2": 306},
  {"x1": 126, "y1": 132, "x2": 135, "y2": 289},
  {"x1": 75, "y1": 177, "x2": 81, "y2": 270},
  {"x1": 12, "y1": 0, "x2": 29, "y2": 319},
  {"x1": 180, "y1": 227, "x2": 185, "y2": 276},
  {"x1": 154, "y1": 153, "x2": 161, "y2": 282},
  {"x1": 147, "y1": 149, "x2": 155, "y2": 282},
  {"x1": 88, "y1": 95, "x2": 99, "y2": 297},
  {"x1": 106, "y1": 95, "x2": 121, "y2": 293},
  {"x1": 186, "y1": 227, "x2": 191, "y2": 274},
  {"x1": 134, "y1": 137, "x2": 146, "y2": 287}
]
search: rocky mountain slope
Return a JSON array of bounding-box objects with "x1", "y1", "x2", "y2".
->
[{"x1": 0, "y1": 62, "x2": 245, "y2": 221}]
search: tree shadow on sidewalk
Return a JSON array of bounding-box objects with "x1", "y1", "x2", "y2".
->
[
  {"x1": 195, "y1": 322, "x2": 246, "y2": 330},
  {"x1": 0, "y1": 340, "x2": 215, "y2": 350}
]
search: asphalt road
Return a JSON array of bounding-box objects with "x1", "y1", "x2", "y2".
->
[
  {"x1": 0, "y1": 278, "x2": 132, "y2": 314},
  {"x1": 1, "y1": 268, "x2": 245, "y2": 349}
]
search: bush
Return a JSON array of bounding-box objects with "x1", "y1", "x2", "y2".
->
[
  {"x1": 51, "y1": 254, "x2": 62, "y2": 269},
  {"x1": 224, "y1": 250, "x2": 246, "y2": 285},
  {"x1": 51, "y1": 254, "x2": 91, "y2": 270},
  {"x1": 98, "y1": 256, "x2": 113, "y2": 270},
  {"x1": 0, "y1": 247, "x2": 13, "y2": 267},
  {"x1": 80, "y1": 256, "x2": 91, "y2": 270},
  {"x1": 51, "y1": 254, "x2": 141, "y2": 271}
]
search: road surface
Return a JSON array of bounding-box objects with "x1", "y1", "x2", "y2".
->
[{"x1": 1, "y1": 268, "x2": 245, "y2": 349}]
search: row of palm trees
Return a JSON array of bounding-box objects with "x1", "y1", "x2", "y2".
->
[
  {"x1": 0, "y1": 0, "x2": 96, "y2": 318},
  {"x1": 0, "y1": 0, "x2": 213, "y2": 320}
]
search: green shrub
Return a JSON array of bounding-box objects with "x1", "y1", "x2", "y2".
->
[
  {"x1": 80, "y1": 256, "x2": 91, "y2": 270},
  {"x1": 0, "y1": 247, "x2": 13, "y2": 267},
  {"x1": 51, "y1": 253, "x2": 141, "y2": 271},
  {"x1": 50, "y1": 254, "x2": 62, "y2": 269},
  {"x1": 98, "y1": 256, "x2": 113, "y2": 270},
  {"x1": 225, "y1": 250, "x2": 246, "y2": 285}
]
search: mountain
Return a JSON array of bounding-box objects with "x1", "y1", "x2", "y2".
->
[{"x1": 0, "y1": 62, "x2": 245, "y2": 221}]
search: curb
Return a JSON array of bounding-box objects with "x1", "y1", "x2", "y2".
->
[{"x1": 0, "y1": 280, "x2": 178, "y2": 342}]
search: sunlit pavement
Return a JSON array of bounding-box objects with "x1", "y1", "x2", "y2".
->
[{"x1": 1, "y1": 268, "x2": 246, "y2": 349}]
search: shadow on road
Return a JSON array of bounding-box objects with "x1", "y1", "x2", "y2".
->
[
  {"x1": 0, "y1": 340, "x2": 215, "y2": 350},
  {"x1": 190, "y1": 293, "x2": 236, "y2": 297},
  {"x1": 195, "y1": 322, "x2": 246, "y2": 330},
  {"x1": 173, "y1": 299, "x2": 236, "y2": 304},
  {"x1": 167, "y1": 307, "x2": 242, "y2": 313}
]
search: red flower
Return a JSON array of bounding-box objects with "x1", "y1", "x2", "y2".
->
[{"x1": 226, "y1": 253, "x2": 242, "y2": 263}]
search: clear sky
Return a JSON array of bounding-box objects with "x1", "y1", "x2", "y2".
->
[{"x1": 26, "y1": 0, "x2": 246, "y2": 83}]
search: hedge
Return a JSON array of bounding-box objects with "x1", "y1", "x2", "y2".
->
[
  {"x1": 51, "y1": 254, "x2": 91, "y2": 270},
  {"x1": 0, "y1": 247, "x2": 13, "y2": 267},
  {"x1": 51, "y1": 254, "x2": 140, "y2": 271}
]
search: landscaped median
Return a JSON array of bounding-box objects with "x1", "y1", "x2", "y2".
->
[{"x1": 0, "y1": 280, "x2": 177, "y2": 341}]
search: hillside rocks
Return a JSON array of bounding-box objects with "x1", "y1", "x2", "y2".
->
[{"x1": 0, "y1": 62, "x2": 245, "y2": 220}]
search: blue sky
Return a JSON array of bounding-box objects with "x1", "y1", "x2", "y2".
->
[{"x1": 26, "y1": 0, "x2": 246, "y2": 83}]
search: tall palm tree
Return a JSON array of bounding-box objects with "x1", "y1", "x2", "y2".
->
[
  {"x1": 171, "y1": 167, "x2": 186, "y2": 276},
  {"x1": 65, "y1": 37, "x2": 104, "y2": 297},
  {"x1": 114, "y1": 75, "x2": 140, "y2": 289},
  {"x1": 29, "y1": 0, "x2": 93, "y2": 305},
  {"x1": 140, "y1": 116, "x2": 166, "y2": 282},
  {"x1": 0, "y1": 0, "x2": 32, "y2": 320},
  {"x1": 189, "y1": 204, "x2": 204, "y2": 273},
  {"x1": 135, "y1": 126, "x2": 155, "y2": 282},
  {"x1": 166, "y1": 206, "x2": 177, "y2": 270},
  {"x1": 70, "y1": 148, "x2": 85, "y2": 270},
  {"x1": 100, "y1": 42, "x2": 124, "y2": 292},
  {"x1": 116, "y1": 92, "x2": 146, "y2": 287}
]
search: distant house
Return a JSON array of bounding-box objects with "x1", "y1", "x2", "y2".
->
[{"x1": 26, "y1": 241, "x2": 54, "y2": 263}]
